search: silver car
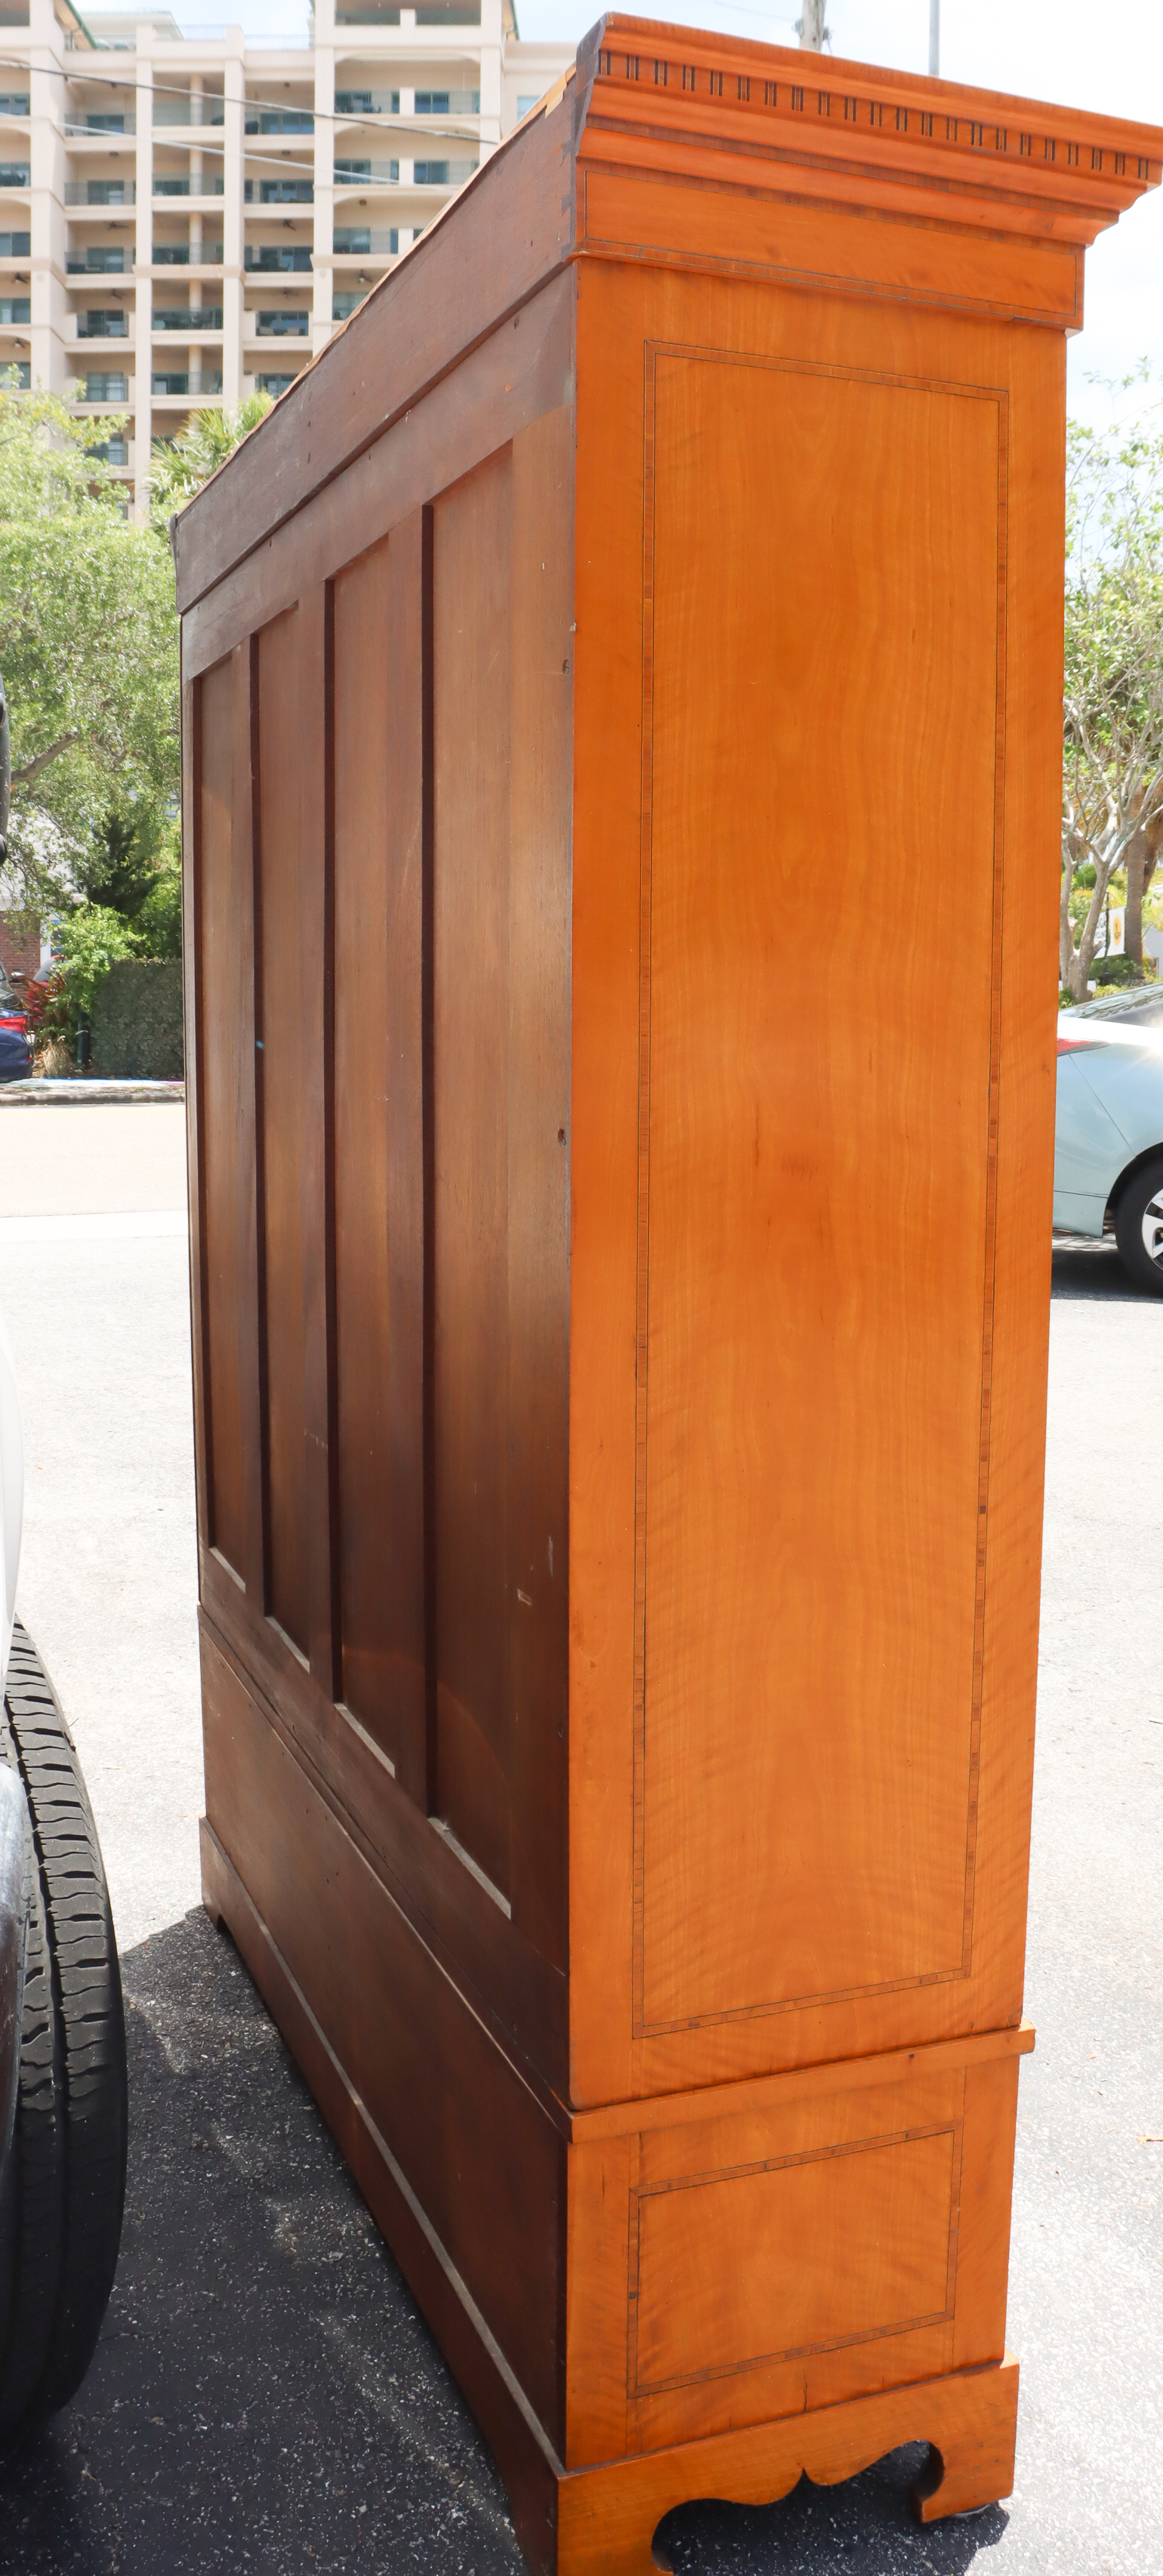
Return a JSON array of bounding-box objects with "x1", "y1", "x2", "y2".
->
[{"x1": 1055, "y1": 986, "x2": 1163, "y2": 1293}]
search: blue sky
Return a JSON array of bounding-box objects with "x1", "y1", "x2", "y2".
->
[{"x1": 156, "y1": 0, "x2": 1163, "y2": 424}]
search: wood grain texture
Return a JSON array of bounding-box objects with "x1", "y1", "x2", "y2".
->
[
  {"x1": 568, "y1": 254, "x2": 1061, "y2": 2107},
  {"x1": 332, "y1": 521, "x2": 427, "y2": 1797},
  {"x1": 196, "y1": 646, "x2": 261, "y2": 1593},
  {"x1": 178, "y1": 24, "x2": 1149, "y2": 2564},
  {"x1": 201, "y1": 1623, "x2": 567, "y2": 2451},
  {"x1": 433, "y1": 445, "x2": 516, "y2": 1899},
  {"x1": 255, "y1": 606, "x2": 310, "y2": 1652}
]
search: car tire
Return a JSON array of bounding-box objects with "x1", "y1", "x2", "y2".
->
[
  {"x1": 0, "y1": 1621, "x2": 128, "y2": 2438},
  {"x1": 1114, "y1": 1155, "x2": 1163, "y2": 1297}
]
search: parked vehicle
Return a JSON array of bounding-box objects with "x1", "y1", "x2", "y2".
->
[
  {"x1": 0, "y1": 1303, "x2": 128, "y2": 2435},
  {"x1": 1056, "y1": 986, "x2": 1163, "y2": 1293},
  {"x1": 0, "y1": 965, "x2": 31, "y2": 1083}
]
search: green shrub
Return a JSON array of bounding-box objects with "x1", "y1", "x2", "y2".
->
[{"x1": 90, "y1": 958, "x2": 184, "y2": 1078}]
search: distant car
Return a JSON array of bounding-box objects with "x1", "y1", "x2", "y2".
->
[
  {"x1": 0, "y1": 1305, "x2": 127, "y2": 2436},
  {"x1": 1056, "y1": 986, "x2": 1163, "y2": 1293},
  {"x1": 0, "y1": 964, "x2": 30, "y2": 1082}
]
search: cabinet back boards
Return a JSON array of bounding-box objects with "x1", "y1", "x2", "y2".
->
[{"x1": 177, "y1": 23, "x2": 1160, "y2": 2570}]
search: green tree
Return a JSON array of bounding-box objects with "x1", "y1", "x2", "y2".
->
[
  {"x1": 0, "y1": 385, "x2": 179, "y2": 908},
  {"x1": 149, "y1": 393, "x2": 271, "y2": 532},
  {"x1": 1062, "y1": 409, "x2": 1163, "y2": 1000}
]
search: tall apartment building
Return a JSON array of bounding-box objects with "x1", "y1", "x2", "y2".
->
[{"x1": 0, "y1": 0, "x2": 572, "y2": 513}]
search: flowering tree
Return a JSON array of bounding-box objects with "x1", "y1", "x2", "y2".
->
[{"x1": 1062, "y1": 412, "x2": 1163, "y2": 1000}]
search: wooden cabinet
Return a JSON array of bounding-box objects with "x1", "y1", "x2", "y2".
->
[{"x1": 177, "y1": 24, "x2": 1159, "y2": 2570}]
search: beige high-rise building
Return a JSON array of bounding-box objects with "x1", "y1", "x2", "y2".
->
[{"x1": 0, "y1": 0, "x2": 572, "y2": 514}]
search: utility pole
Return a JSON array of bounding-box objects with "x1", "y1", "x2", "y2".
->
[
  {"x1": 929, "y1": 0, "x2": 939, "y2": 76},
  {"x1": 799, "y1": 0, "x2": 827, "y2": 48}
]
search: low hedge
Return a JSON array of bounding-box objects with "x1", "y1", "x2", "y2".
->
[{"x1": 90, "y1": 958, "x2": 184, "y2": 1079}]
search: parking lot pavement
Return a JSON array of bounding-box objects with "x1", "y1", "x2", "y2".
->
[{"x1": 0, "y1": 1112, "x2": 1160, "y2": 2574}]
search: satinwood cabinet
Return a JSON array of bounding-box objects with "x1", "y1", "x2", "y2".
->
[{"x1": 177, "y1": 23, "x2": 1160, "y2": 2569}]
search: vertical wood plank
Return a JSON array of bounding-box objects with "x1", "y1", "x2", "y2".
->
[
  {"x1": 298, "y1": 582, "x2": 339, "y2": 1698},
  {"x1": 506, "y1": 406, "x2": 573, "y2": 1969},
  {"x1": 257, "y1": 606, "x2": 310, "y2": 1655},
  {"x1": 198, "y1": 642, "x2": 264, "y2": 1596},
  {"x1": 332, "y1": 520, "x2": 427, "y2": 1798},
  {"x1": 432, "y1": 449, "x2": 514, "y2": 1899},
  {"x1": 181, "y1": 668, "x2": 210, "y2": 1558}
]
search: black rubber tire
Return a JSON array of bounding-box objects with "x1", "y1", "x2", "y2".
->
[
  {"x1": 1114, "y1": 1154, "x2": 1163, "y2": 1297},
  {"x1": 0, "y1": 1621, "x2": 128, "y2": 2437}
]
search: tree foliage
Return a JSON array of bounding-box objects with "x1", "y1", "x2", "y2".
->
[
  {"x1": 0, "y1": 386, "x2": 179, "y2": 907},
  {"x1": 1063, "y1": 409, "x2": 1163, "y2": 999},
  {"x1": 148, "y1": 393, "x2": 271, "y2": 533}
]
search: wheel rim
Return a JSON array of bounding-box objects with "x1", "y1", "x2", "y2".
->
[{"x1": 1141, "y1": 1189, "x2": 1163, "y2": 1267}]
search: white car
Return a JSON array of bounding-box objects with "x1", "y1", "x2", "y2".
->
[
  {"x1": 1055, "y1": 987, "x2": 1163, "y2": 1294},
  {"x1": 0, "y1": 1307, "x2": 127, "y2": 2436}
]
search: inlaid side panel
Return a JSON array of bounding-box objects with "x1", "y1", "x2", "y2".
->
[
  {"x1": 332, "y1": 525, "x2": 427, "y2": 1797},
  {"x1": 563, "y1": 2053, "x2": 1023, "y2": 2466},
  {"x1": 197, "y1": 645, "x2": 257, "y2": 1588},
  {"x1": 433, "y1": 447, "x2": 515, "y2": 1899},
  {"x1": 637, "y1": 350, "x2": 1005, "y2": 2035},
  {"x1": 256, "y1": 606, "x2": 310, "y2": 1655}
]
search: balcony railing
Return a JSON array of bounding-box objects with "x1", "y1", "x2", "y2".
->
[
  {"x1": 155, "y1": 176, "x2": 224, "y2": 196},
  {"x1": 333, "y1": 291, "x2": 367, "y2": 320},
  {"x1": 153, "y1": 370, "x2": 224, "y2": 394},
  {"x1": 0, "y1": 228, "x2": 29, "y2": 254},
  {"x1": 0, "y1": 165, "x2": 29, "y2": 188},
  {"x1": 74, "y1": 372, "x2": 128, "y2": 400},
  {"x1": 335, "y1": 89, "x2": 480, "y2": 113},
  {"x1": 86, "y1": 437, "x2": 128, "y2": 464},
  {"x1": 155, "y1": 244, "x2": 224, "y2": 264},
  {"x1": 333, "y1": 226, "x2": 399, "y2": 253},
  {"x1": 255, "y1": 309, "x2": 310, "y2": 335},
  {"x1": 0, "y1": 94, "x2": 29, "y2": 117},
  {"x1": 0, "y1": 296, "x2": 29, "y2": 322},
  {"x1": 153, "y1": 105, "x2": 224, "y2": 128},
  {"x1": 76, "y1": 310, "x2": 128, "y2": 337},
  {"x1": 335, "y1": 4, "x2": 482, "y2": 20},
  {"x1": 66, "y1": 180, "x2": 136, "y2": 205},
  {"x1": 245, "y1": 110, "x2": 313, "y2": 134},
  {"x1": 155, "y1": 307, "x2": 224, "y2": 330},
  {"x1": 245, "y1": 178, "x2": 313, "y2": 202},
  {"x1": 67, "y1": 249, "x2": 128, "y2": 273},
  {"x1": 335, "y1": 156, "x2": 476, "y2": 184},
  {"x1": 245, "y1": 245, "x2": 311, "y2": 271},
  {"x1": 252, "y1": 370, "x2": 299, "y2": 393},
  {"x1": 65, "y1": 116, "x2": 136, "y2": 137}
]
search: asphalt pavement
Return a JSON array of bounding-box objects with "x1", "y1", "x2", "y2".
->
[{"x1": 0, "y1": 1105, "x2": 1159, "y2": 2575}]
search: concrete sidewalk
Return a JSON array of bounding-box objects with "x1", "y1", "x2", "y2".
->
[{"x1": 0, "y1": 1109, "x2": 1159, "y2": 2573}]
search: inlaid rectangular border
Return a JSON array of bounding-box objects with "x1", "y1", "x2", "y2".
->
[
  {"x1": 625, "y1": 2113, "x2": 964, "y2": 2398},
  {"x1": 631, "y1": 342, "x2": 1010, "y2": 2039}
]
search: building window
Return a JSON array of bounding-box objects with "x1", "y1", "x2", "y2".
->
[
  {"x1": 0, "y1": 359, "x2": 29, "y2": 386},
  {"x1": 332, "y1": 291, "x2": 366, "y2": 319},
  {"x1": 256, "y1": 310, "x2": 310, "y2": 335},
  {"x1": 413, "y1": 161, "x2": 449, "y2": 184},
  {"x1": 255, "y1": 372, "x2": 296, "y2": 395},
  {"x1": 0, "y1": 230, "x2": 29, "y2": 254}
]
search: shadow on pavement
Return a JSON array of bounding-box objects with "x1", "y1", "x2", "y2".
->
[
  {"x1": 0, "y1": 1908, "x2": 1008, "y2": 2575},
  {"x1": 1051, "y1": 1237, "x2": 1149, "y2": 1300}
]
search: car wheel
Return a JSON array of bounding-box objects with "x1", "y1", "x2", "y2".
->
[
  {"x1": 1113, "y1": 1155, "x2": 1163, "y2": 1297},
  {"x1": 0, "y1": 1621, "x2": 128, "y2": 2437}
]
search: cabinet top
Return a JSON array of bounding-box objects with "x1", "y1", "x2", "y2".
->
[
  {"x1": 578, "y1": 15, "x2": 1161, "y2": 249},
  {"x1": 173, "y1": 13, "x2": 1161, "y2": 612}
]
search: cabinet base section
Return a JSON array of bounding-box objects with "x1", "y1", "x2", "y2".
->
[{"x1": 200, "y1": 1816, "x2": 1020, "y2": 2576}]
